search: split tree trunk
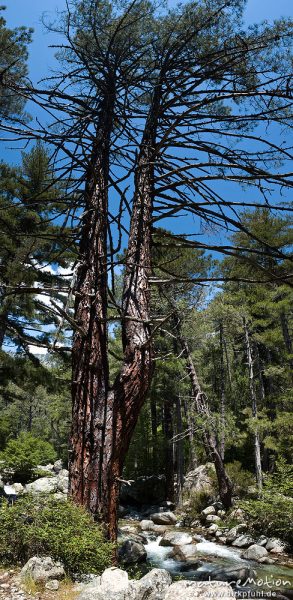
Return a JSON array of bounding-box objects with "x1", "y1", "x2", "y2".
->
[
  {"x1": 178, "y1": 329, "x2": 233, "y2": 509},
  {"x1": 69, "y1": 91, "x2": 159, "y2": 541},
  {"x1": 243, "y1": 318, "x2": 263, "y2": 495}
]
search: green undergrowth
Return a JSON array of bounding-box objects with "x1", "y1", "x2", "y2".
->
[
  {"x1": 0, "y1": 432, "x2": 57, "y2": 483},
  {"x1": 0, "y1": 494, "x2": 113, "y2": 574}
]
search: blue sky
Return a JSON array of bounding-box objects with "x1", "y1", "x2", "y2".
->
[
  {"x1": 4, "y1": 0, "x2": 293, "y2": 86},
  {"x1": 2, "y1": 0, "x2": 292, "y2": 354},
  {"x1": 2, "y1": 0, "x2": 292, "y2": 242}
]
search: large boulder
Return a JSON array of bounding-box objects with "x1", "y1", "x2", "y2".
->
[
  {"x1": 21, "y1": 556, "x2": 65, "y2": 584},
  {"x1": 231, "y1": 535, "x2": 255, "y2": 548},
  {"x1": 120, "y1": 475, "x2": 166, "y2": 506},
  {"x1": 139, "y1": 520, "x2": 155, "y2": 531},
  {"x1": 118, "y1": 539, "x2": 147, "y2": 565},
  {"x1": 159, "y1": 532, "x2": 193, "y2": 547},
  {"x1": 242, "y1": 544, "x2": 268, "y2": 561},
  {"x1": 135, "y1": 569, "x2": 172, "y2": 600},
  {"x1": 77, "y1": 568, "x2": 172, "y2": 600},
  {"x1": 183, "y1": 463, "x2": 216, "y2": 498},
  {"x1": 25, "y1": 476, "x2": 57, "y2": 495},
  {"x1": 164, "y1": 581, "x2": 235, "y2": 599},
  {"x1": 226, "y1": 524, "x2": 248, "y2": 543},
  {"x1": 56, "y1": 469, "x2": 69, "y2": 494},
  {"x1": 77, "y1": 567, "x2": 137, "y2": 600},
  {"x1": 266, "y1": 538, "x2": 286, "y2": 554},
  {"x1": 150, "y1": 512, "x2": 177, "y2": 525},
  {"x1": 170, "y1": 544, "x2": 200, "y2": 564}
]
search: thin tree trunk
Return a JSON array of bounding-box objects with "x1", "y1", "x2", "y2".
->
[
  {"x1": 223, "y1": 332, "x2": 232, "y2": 392},
  {"x1": 243, "y1": 318, "x2": 263, "y2": 495},
  {"x1": 176, "y1": 395, "x2": 184, "y2": 504},
  {"x1": 183, "y1": 397, "x2": 198, "y2": 470},
  {"x1": 178, "y1": 327, "x2": 233, "y2": 509},
  {"x1": 219, "y1": 320, "x2": 226, "y2": 461},
  {"x1": 163, "y1": 397, "x2": 175, "y2": 501}
]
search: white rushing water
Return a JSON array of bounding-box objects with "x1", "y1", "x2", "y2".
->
[
  {"x1": 145, "y1": 536, "x2": 180, "y2": 572},
  {"x1": 194, "y1": 541, "x2": 243, "y2": 561},
  {"x1": 145, "y1": 534, "x2": 243, "y2": 573}
]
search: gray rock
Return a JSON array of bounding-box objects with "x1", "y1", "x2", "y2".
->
[
  {"x1": 266, "y1": 538, "x2": 286, "y2": 554},
  {"x1": 118, "y1": 539, "x2": 147, "y2": 565},
  {"x1": 53, "y1": 459, "x2": 63, "y2": 474},
  {"x1": 120, "y1": 525, "x2": 138, "y2": 535},
  {"x1": 190, "y1": 519, "x2": 201, "y2": 528},
  {"x1": 45, "y1": 579, "x2": 60, "y2": 591},
  {"x1": 120, "y1": 475, "x2": 166, "y2": 506},
  {"x1": 150, "y1": 511, "x2": 177, "y2": 525},
  {"x1": 201, "y1": 565, "x2": 255, "y2": 585},
  {"x1": 207, "y1": 524, "x2": 219, "y2": 533},
  {"x1": 257, "y1": 535, "x2": 268, "y2": 546},
  {"x1": 25, "y1": 477, "x2": 57, "y2": 495},
  {"x1": 170, "y1": 544, "x2": 199, "y2": 563},
  {"x1": 183, "y1": 463, "x2": 216, "y2": 498},
  {"x1": 242, "y1": 544, "x2": 268, "y2": 561},
  {"x1": 11, "y1": 483, "x2": 24, "y2": 495},
  {"x1": 134, "y1": 568, "x2": 172, "y2": 600},
  {"x1": 21, "y1": 556, "x2": 65, "y2": 583},
  {"x1": 139, "y1": 520, "x2": 155, "y2": 531},
  {"x1": 159, "y1": 532, "x2": 193, "y2": 547},
  {"x1": 57, "y1": 470, "x2": 69, "y2": 494},
  {"x1": 206, "y1": 514, "x2": 221, "y2": 523},
  {"x1": 153, "y1": 525, "x2": 167, "y2": 534},
  {"x1": 77, "y1": 567, "x2": 137, "y2": 600},
  {"x1": 258, "y1": 556, "x2": 276, "y2": 565},
  {"x1": 201, "y1": 505, "x2": 216, "y2": 517},
  {"x1": 164, "y1": 580, "x2": 235, "y2": 599},
  {"x1": 226, "y1": 524, "x2": 248, "y2": 543},
  {"x1": 232, "y1": 535, "x2": 255, "y2": 548}
]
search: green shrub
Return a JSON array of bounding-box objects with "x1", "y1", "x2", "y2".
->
[
  {"x1": 186, "y1": 489, "x2": 213, "y2": 518},
  {"x1": 240, "y1": 493, "x2": 293, "y2": 549},
  {"x1": 240, "y1": 458, "x2": 293, "y2": 549},
  {"x1": 226, "y1": 460, "x2": 255, "y2": 497},
  {"x1": 0, "y1": 433, "x2": 57, "y2": 482},
  {"x1": 263, "y1": 457, "x2": 293, "y2": 498},
  {"x1": 0, "y1": 495, "x2": 113, "y2": 574}
]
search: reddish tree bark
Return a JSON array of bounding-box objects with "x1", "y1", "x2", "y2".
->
[{"x1": 69, "y1": 94, "x2": 160, "y2": 541}]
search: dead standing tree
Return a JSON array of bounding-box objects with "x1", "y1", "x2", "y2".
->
[{"x1": 1, "y1": 0, "x2": 292, "y2": 540}]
